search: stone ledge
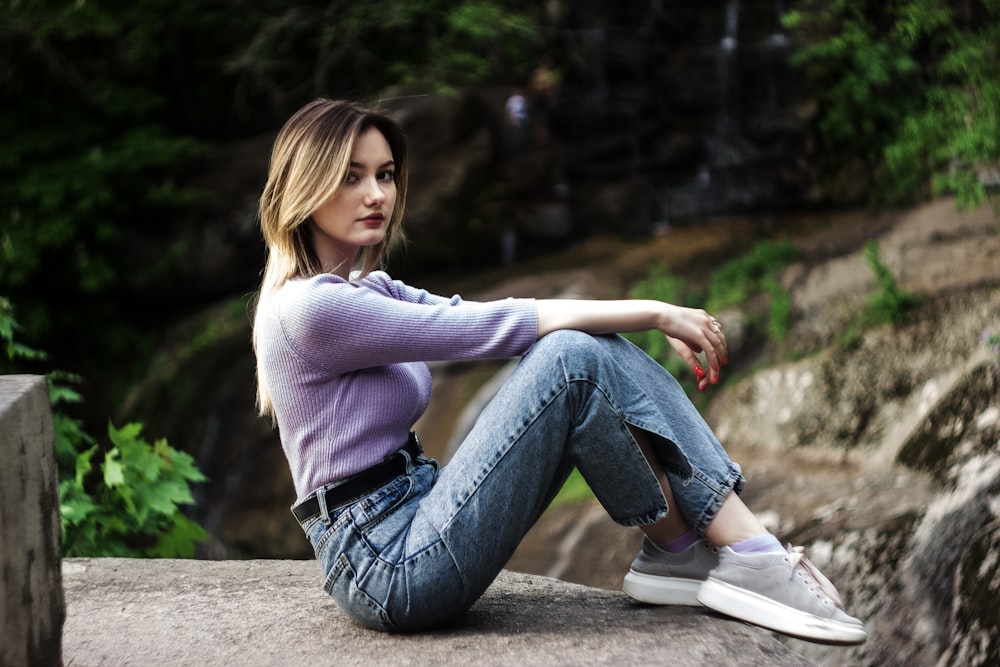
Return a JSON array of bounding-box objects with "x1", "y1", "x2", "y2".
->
[
  {"x1": 63, "y1": 558, "x2": 813, "y2": 666},
  {"x1": 0, "y1": 374, "x2": 63, "y2": 667}
]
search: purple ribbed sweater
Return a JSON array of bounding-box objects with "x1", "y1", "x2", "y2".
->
[{"x1": 255, "y1": 271, "x2": 538, "y2": 501}]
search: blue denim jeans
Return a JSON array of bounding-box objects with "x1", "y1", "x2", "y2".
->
[{"x1": 298, "y1": 331, "x2": 745, "y2": 632}]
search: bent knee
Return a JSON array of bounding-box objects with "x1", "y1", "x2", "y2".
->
[
  {"x1": 523, "y1": 331, "x2": 623, "y2": 381},
  {"x1": 535, "y1": 329, "x2": 606, "y2": 355}
]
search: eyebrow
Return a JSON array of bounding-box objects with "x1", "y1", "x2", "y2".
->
[{"x1": 350, "y1": 160, "x2": 395, "y2": 170}]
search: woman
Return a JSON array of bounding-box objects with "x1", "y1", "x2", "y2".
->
[{"x1": 252, "y1": 98, "x2": 866, "y2": 644}]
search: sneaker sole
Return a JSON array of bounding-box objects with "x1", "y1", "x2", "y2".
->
[
  {"x1": 697, "y1": 578, "x2": 867, "y2": 645},
  {"x1": 622, "y1": 571, "x2": 703, "y2": 606}
]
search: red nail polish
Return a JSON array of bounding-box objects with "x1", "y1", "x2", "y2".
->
[{"x1": 694, "y1": 365, "x2": 705, "y2": 377}]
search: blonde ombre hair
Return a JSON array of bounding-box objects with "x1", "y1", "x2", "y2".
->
[{"x1": 252, "y1": 99, "x2": 409, "y2": 417}]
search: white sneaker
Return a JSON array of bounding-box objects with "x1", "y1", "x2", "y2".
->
[
  {"x1": 697, "y1": 545, "x2": 868, "y2": 645},
  {"x1": 623, "y1": 536, "x2": 719, "y2": 606}
]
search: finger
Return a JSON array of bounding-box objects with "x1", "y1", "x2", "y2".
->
[
  {"x1": 698, "y1": 328, "x2": 721, "y2": 377},
  {"x1": 709, "y1": 330, "x2": 728, "y2": 369},
  {"x1": 667, "y1": 336, "x2": 712, "y2": 391},
  {"x1": 706, "y1": 316, "x2": 728, "y2": 367},
  {"x1": 699, "y1": 335, "x2": 723, "y2": 386}
]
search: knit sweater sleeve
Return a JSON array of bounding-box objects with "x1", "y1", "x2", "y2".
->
[{"x1": 275, "y1": 272, "x2": 538, "y2": 373}]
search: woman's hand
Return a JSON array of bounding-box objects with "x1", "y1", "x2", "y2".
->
[
  {"x1": 651, "y1": 303, "x2": 727, "y2": 391},
  {"x1": 535, "y1": 299, "x2": 728, "y2": 390}
]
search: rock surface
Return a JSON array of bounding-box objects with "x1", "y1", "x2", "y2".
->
[
  {"x1": 61, "y1": 558, "x2": 814, "y2": 666},
  {"x1": 505, "y1": 199, "x2": 1000, "y2": 667},
  {"x1": 0, "y1": 375, "x2": 64, "y2": 667}
]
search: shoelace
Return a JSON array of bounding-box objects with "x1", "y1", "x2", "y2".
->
[{"x1": 786, "y1": 545, "x2": 844, "y2": 608}]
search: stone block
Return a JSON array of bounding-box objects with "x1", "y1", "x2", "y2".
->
[
  {"x1": 1, "y1": 375, "x2": 64, "y2": 667},
  {"x1": 62, "y1": 558, "x2": 815, "y2": 666}
]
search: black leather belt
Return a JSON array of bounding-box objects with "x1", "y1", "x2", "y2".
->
[{"x1": 292, "y1": 435, "x2": 422, "y2": 523}]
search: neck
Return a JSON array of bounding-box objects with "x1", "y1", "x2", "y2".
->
[
  {"x1": 326, "y1": 259, "x2": 354, "y2": 280},
  {"x1": 315, "y1": 247, "x2": 357, "y2": 279}
]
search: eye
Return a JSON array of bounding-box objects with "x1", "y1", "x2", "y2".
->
[
  {"x1": 377, "y1": 170, "x2": 395, "y2": 183},
  {"x1": 344, "y1": 172, "x2": 360, "y2": 185}
]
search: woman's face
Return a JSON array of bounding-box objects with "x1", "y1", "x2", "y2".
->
[{"x1": 310, "y1": 126, "x2": 397, "y2": 276}]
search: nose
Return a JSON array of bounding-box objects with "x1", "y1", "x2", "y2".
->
[{"x1": 363, "y1": 177, "x2": 385, "y2": 206}]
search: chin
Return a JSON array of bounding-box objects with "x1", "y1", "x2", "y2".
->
[
  {"x1": 360, "y1": 233, "x2": 386, "y2": 247},
  {"x1": 367, "y1": 226, "x2": 389, "y2": 241}
]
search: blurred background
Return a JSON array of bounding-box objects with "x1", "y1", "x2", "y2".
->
[{"x1": 2, "y1": 0, "x2": 998, "y2": 562}]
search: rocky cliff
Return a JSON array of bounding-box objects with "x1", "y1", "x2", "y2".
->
[
  {"x1": 505, "y1": 198, "x2": 1000, "y2": 666},
  {"x1": 700, "y1": 199, "x2": 1000, "y2": 666}
]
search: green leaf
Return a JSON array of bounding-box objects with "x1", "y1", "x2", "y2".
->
[
  {"x1": 137, "y1": 482, "x2": 187, "y2": 518},
  {"x1": 108, "y1": 421, "x2": 145, "y2": 447},
  {"x1": 153, "y1": 516, "x2": 209, "y2": 558},
  {"x1": 48, "y1": 383, "x2": 82, "y2": 407},
  {"x1": 59, "y1": 480, "x2": 97, "y2": 526},
  {"x1": 74, "y1": 446, "x2": 97, "y2": 486},
  {"x1": 102, "y1": 450, "x2": 125, "y2": 487},
  {"x1": 135, "y1": 452, "x2": 165, "y2": 484},
  {"x1": 156, "y1": 439, "x2": 207, "y2": 483}
]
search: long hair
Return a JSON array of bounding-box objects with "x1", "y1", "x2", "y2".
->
[{"x1": 252, "y1": 99, "x2": 409, "y2": 418}]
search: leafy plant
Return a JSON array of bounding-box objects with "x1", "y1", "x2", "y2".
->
[
  {"x1": 783, "y1": 2, "x2": 922, "y2": 173},
  {"x1": 861, "y1": 241, "x2": 920, "y2": 326},
  {"x1": 60, "y1": 421, "x2": 207, "y2": 557},
  {"x1": 784, "y1": 0, "x2": 1000, "y2": 207},
  {"x1": 1, "y1": 298, "x2": 207, "y2": 557},
  {"x1": 227, "y1": 0, "x2": 542, "y2": 103},
  {"x1": 706, "y1": 240, "x2": 797, "y2": 309},
  {"x1": 764, "y1": 274, "x2": 793, "y2": 343},
  {"x1": 707, "y1": 240, "x2": 799, "y2": 343},
  {"x1": 382, "y1": 1, "x2": 541, "y2": 94}
]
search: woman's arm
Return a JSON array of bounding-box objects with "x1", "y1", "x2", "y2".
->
[{"x1": 535, "y1": 299, "x2": 728, "y2": 391}]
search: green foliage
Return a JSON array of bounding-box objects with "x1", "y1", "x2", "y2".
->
[
  {"x1": 228, "y1": 0, "x2": 542, "y2": 101},
  {"x1": 1, "y1": 0, "x2": 217, "y2": 374},
  {"x1": 707, "y1": 240, "x2": 798, "y2": 342},
  {"x1": 706, "y1": 240, "x2": 798, "y2": 311},
  {"x1": 382, "y1": 1, "x2": 541, "y2": 94},
  {"x1": 784, "y1": 0, "x2": 1000, "y2": 207},
  {"x1": 783, "y1": 3, "x2": 922, "y2": 167},
  {"x1": 1, "y1": 298, "x2": 207, "y2": 557},
  {"x1": 861, "y1": 242, "x2": 920, "y2": 326},
  {"x1": 61, "y1": 421, "x2": 208, "y2": 557},
  {"x1": 764, "y1": 274, "x2": 793, "y2": 343},
  {"x1": 0, "y1": 296, "x2": 46, "y2": 365}
]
